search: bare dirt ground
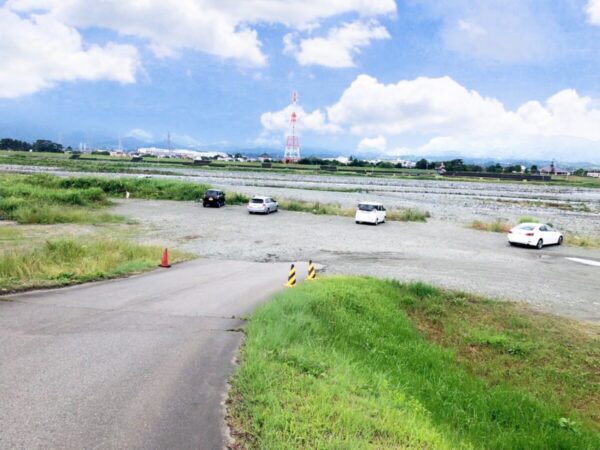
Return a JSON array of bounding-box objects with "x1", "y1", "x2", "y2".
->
[{"x1": 114, "y1": 199, "x2": 600, "y2": 322}]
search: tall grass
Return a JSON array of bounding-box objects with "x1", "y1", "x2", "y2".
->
[
  {"x1": 566, "y1": 234, "x2": 600, "y2": 249},
  {"x1": 0, "y1": 174, "x2": 125, "y2": 224},
  {"x1": 387, "y1": 208, "x2": 431, "y2": 222},
  {"x1": 0, "y1": 238, "x2": 191, "y2": 291},
  {"x1": 518, "y1": 215, "x2": 538, "y2": 223},
  {"x1": 229, "y1": 277, "x2": 599, "y2": 449},
  {"x1": 276, "y1": 198, "x2": 431, "y2": 222},
  {"x1": 24, "y1": 174, "x2": 210, "y2": 201},
  {"x1": 469, "y1": 218, "x2": 512, "y2": 233}
]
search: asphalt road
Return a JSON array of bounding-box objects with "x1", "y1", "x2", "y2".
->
[{"x1": 0, "y1": 259, "x2": 304, "y2": 450}]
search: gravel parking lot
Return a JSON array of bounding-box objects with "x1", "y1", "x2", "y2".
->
[
  {"x1": 114, "y1": 199, "x2": 600, "y2": 322},
  {"x1": 3, "y1": 163, "x2": 600, "y2": 235}
]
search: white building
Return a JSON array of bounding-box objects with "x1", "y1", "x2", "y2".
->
[
  {"x1": 587, "y1": 170, "x2": 600, "y2": 178},
  {"x1": 137, "y1": 147, "x2": 228, "y2": 160},
  {"x1": 393, "y1": 159, "x2": 417, "y2": 168}
]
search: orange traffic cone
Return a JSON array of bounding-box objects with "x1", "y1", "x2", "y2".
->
[{"x1": 159, "y1": 248, "x2": 171, "y2": 268}]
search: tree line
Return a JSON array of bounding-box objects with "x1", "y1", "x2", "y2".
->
[{"x1": 1, "y1": 138, "x2": 68, "y2": 153}]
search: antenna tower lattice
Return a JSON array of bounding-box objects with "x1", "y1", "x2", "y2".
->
[{"x1": 283, "y1": 90, "x2": 300, "y2": 163}]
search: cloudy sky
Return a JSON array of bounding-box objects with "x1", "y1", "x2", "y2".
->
[{"x1": 1, "y1": 0, "x2": 600, "y2": 162}]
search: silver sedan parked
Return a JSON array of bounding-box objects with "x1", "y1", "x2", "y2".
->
[{"x1": 247, "y1": 196, "x2": 278, "y2": 214}]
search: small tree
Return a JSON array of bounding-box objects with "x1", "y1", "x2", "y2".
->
[{"x1": 416, "y1": 158, "x2": 428, "y2": 170}]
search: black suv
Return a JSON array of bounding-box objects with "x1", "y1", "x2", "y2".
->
[{"x1": 203, "y1": 189, "x2": 225, "y2": 207}]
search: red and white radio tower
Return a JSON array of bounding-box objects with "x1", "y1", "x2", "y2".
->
[{"x1": 283, "y1": 90, "x2": 300, "y2": 163}]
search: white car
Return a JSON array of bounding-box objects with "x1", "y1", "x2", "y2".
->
[
  {"x1": 355, "y1": 202, "x2": 386, "y2": 225},
  {"x1": 507, "y1": 222, "x2": 563, "y2": 249},
  {"x1": 247, "y1": 196, "x2": 278, "y2": 214}
]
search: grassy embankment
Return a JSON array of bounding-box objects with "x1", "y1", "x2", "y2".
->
[
  {"x1": 468, "y1": 215, "x2": 600, "y2": 249},
  {"x1": 0, "y1": 174, "x2": 199, "y2": 291},
  {"x1": 229, "y1": 277, "x2": 600, "y2": 449}
]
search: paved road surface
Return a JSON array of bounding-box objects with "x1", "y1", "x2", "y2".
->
[{"x1": 0, "y1": 259, "x2": 304, "y2": 450}]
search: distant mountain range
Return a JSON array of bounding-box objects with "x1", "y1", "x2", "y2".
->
[{"x1": 72, "y1": 137, "x2": 599, "y2": 169}]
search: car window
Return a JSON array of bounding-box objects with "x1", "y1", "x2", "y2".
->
[
  {"x1": 540, "y1": 225, "x2": 547, "y2": 231},
  {"x1": 517, "y1": 225, "x2": 534, "y2": 231},
  {"x1": 358, "y1": 204, "x2": 375, "y2": 211},
  {"x1": 251, "y1": 198, "x2": 264, "y2": 203}
]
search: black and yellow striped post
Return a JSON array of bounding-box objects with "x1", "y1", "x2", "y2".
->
[
  {"x1": 307, "y1": 260, "x2": 316, "y2": 280},
  {"x1": 285, "y1": 264, "x2": 297, "y2": 287}
]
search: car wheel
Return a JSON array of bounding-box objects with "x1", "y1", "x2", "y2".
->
[
  {"x1": 356, "y1": 221, "x2": 360, "y2": 224},
  {"x1": 536, "y1": 239, "x2": 543, "y2": 249},
  {"x1": 203, "y1": 203, "x2": 207, "y2": 208},
  {"x1": 374, "y1": 219, "x2": 379, "y2": 226},
  {"x1": 509, "y1": 242, "x2": 516, "y2": 246},
  {"x1": 558, "y1": 236, "x2": 563, "y2": 245}
]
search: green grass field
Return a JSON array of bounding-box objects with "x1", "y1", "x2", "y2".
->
[
  {"x1": 0, "y1": 173, "x2": 199, "y2": 291},
  {"x1": 0, "y1": 238, "x2": 191, "y2": 292},
  {"x1": 0, "y1": 173, "x2": 212, "y2": 224},
  {"x1": 229, "y1": 277, "x2": 599, "y2": 449}
]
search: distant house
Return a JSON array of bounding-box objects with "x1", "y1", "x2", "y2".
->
[
  {"x1": 540, "y1": 161, "x2": 570, "y2": 175},
  {"x1": 587, "y1": 170, "x2": 600, "y2": 178},
  {"x1": 258, "y1": 153, "x2": 271, "y2": 162}
]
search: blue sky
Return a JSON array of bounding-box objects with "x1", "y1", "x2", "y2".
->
[{"x1": 1, "y1": 0, "x2": 600, "y2": 162}]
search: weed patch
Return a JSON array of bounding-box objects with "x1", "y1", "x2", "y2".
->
[
  {"x1": 0, "y1": 238, "x2": 192, "y2": 291},
  {"x1": 469, "y1": 218, "x2": 511, "y2": 233}
]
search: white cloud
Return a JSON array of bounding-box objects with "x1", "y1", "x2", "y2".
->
[
  {"x1": 7, "y1": 0, "x2": 396, "y2": 68},
  {"x1": 586, "y1": 0, "x2": 600, "y2": 24},
  {"x1": 171, "y1": 133, "x2": 202, "y2": 148},
  {"x1": 262, "y1": 74, "x2": 600, "y2": 162},
  {"x1": 358, "y1": 135, "x2": 387, "y2": 151},
  {"x1": 252, "y1": 136, "x2": 281, "y2": 148},
  {"x1": 327, "y1": 75, "x2": 514, "y2": 136},
  {"x1": 0, "y1": 8, "x2": 139, "y2": 98},
  {"x1": 285, "y1": 20, "x2": 390, "y2": 68},
  {"x1": 126, "y1": 128, "x2": 153, "y2": 142},
  {"x1": 329, "y1": 75, "x2": 600, "y2": 160},
  {"x1": 261, "y1": 104, "x2": 341, "y2": 134},
  {"x1": 413, "y1": 0, "x2": 558, "y2": 63}
]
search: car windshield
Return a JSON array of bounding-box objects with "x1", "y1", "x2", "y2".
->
[
  {"x1": 251, "y1": 198, "x2": 264, "y2": 203},
  {"x1": 358, "y1": 204, "x2": 377, "y2": 211},
  {"x1": 517, "y1": 225, "x2": 535, "y2": 231},
  {"x1": 206, "y1": 190, "x2": 220, "y2": 196}
]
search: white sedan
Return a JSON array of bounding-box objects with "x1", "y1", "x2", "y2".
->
[
  {"x1": 247, "y1": 196, "x2": 278, "y2": 214},
  {"x1": 507, "y1": 222, "x2": 563, "y2": 249}
]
